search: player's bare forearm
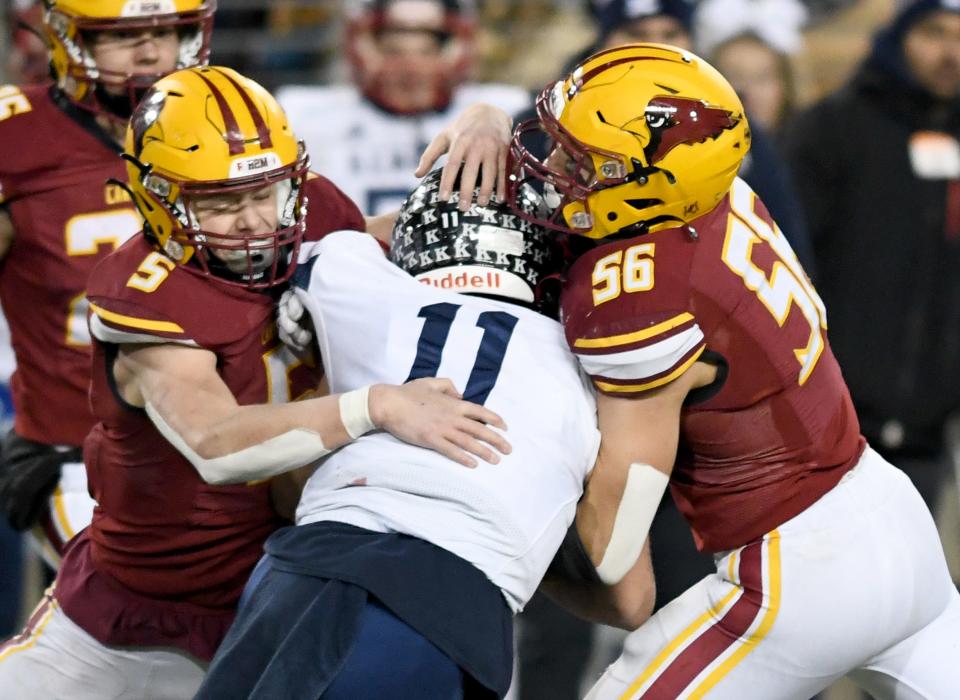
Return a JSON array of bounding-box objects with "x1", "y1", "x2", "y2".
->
[
  {"x1": 364, "y1": 211, "x2": 399, "y2": 246},
  {"x1": 541, "y1": 540, "x2": 655, "y2": 630},
  {"x1": 364, "y1": 209, "x2": 400, "y2": 247},
  {"x1": 577, "y1": 389, "x2": 682, "y2": 568},
  {"x1": 579, "y1": 362, "x2": 717, "y2": 570},
  {"x1": 115, "y1": 343, "x2": 350, "y2": 457},
  {"x1": 115, "y1": 344, "x2": 512, "y2": 482}
]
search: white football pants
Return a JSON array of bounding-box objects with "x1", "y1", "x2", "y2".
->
[{"x1": 585, "y1": 447, "x2": 960, "y2": 700}]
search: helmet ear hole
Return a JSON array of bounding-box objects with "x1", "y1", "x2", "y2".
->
[{"x1": 625, "y1": 199, "x2": 664, "y2": 212}]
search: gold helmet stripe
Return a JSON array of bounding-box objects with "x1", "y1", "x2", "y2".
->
[
  {"x1": 210, "y1": 67, "x2": 274, "y2": 150},
  {"x1": 193, "y1": 69, "x2": 247, "y2": 155}
]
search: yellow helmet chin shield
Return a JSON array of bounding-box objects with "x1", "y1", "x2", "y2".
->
[
  {"x1": 124, "y1": 66, "x2": 310, "y2": 290},
  {"x1": 42, "y1": 0, "x2": 215, "y2": 121},
  {"x1": 508, "y1": 43, "x2": 751, "y2": 239}
]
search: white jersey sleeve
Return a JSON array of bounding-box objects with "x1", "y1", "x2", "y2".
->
[{"x1": 292, "y1": 232, "x2": 599, "y2": 612}]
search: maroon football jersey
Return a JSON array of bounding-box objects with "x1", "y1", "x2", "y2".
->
[
  {"x1": 563, "y1": 178, "x2": 864, "y2": 552},
  {"x1": 55, "y1": 176, "x2": 364, "y2": 660},
  {"x1": 0, "y1": 84, "x2": 140, "y2": 446}
]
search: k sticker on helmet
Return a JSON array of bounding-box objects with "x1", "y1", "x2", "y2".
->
[{"x1": 391, "y1": 169, "x2": 561, "y2": 313}]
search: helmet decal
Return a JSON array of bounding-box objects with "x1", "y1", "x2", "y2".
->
[
  {"x1": 194, "y1": 70, "x2": 251, "y2": 155},
  {"x1": 643, "y1": 96, "x2": 740, "y2": 165},
  {"x1": 130, "y1": 87, "x2": 167, "y2": 157},
  {"x1": 201, "y1": 67, "x2": 275, "y2": 152},
  {"x1": 392, "y1": 169, "x2": 561, "y2": 313},
  {"x1": 120, "y1": 0, "x2": 178, "y2": 15}
]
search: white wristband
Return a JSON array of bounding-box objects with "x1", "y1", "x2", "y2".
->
[{"x1": 339, "y1": 385, "x2": 375, "y2": 439}]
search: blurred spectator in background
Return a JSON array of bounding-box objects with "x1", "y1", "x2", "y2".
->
[
  {"x1": 277, "y1": 0, "x2": 528, "y2": 215},
  {"x1": 591, "y1": 0, "x2": 693, "y2": 45},
  {"x1": 785, "y1": 0, "x2": 960, "y2": 550},
  {"x1": 695, "y1": 0, "x2": 808, "y2": 139}
]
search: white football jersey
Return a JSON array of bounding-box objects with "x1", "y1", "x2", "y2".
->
[
  {"x1": 277, "y1": 83, "x2": 531, "y2": 215},
  {"x1": 293, "y1": 232, "x2": 599, "y2": 612}
]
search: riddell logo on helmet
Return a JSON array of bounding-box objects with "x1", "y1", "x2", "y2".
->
[
  {"x1": 417, "y1": 270, "x2": 502, "y2": 291},
  {"x1": 415, "y1": 265, "x2": 535, "y2": 302}
]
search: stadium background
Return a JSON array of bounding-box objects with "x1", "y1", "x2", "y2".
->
[{"x1": 1, "y1": 2, "x2": 958, "y2": 699}]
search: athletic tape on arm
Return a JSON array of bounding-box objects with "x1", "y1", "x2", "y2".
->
[
  {"x1": 596, "y1": 463, "x2": 670, "y2": 585},
  {"x1": 145, "y1": 403, "x2": 331, "y2": 485},
  {"x1": 339, "y1": 386, "x2": 375, "y2": 439}
]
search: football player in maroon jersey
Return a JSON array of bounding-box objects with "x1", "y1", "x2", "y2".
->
[
  {"x1": 0, "y1": 65, "x2": 510, "y2": 699},
  {"x1": 423, "y1": 43, "x2": 960, "y2": 698},
  {"x1": 0, "y1": 0, "x2": 215, "y2": 565}
]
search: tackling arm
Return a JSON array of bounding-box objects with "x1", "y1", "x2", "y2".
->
[
  {"x1": 543, "y1": 360, "x2": 717, "y2": 629},
  {"x1": 364, "y1": 211, "x2": 400, "y2": 246},
  {"x1": 113, "y1": 343, "x2": 512, "y2": 484}
]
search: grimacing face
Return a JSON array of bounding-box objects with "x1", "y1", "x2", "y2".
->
[
  {"x1": 88, "y1": 27, "x2": 181, "y2": 95},
  {"x1": 903, "y1": 11, "x2": 960, "y2": 100},
  {"x1": 190, "y1": 185, "x2": 280, "y2": 275}
]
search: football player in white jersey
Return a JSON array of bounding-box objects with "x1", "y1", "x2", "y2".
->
[
  {"x1": 276, "y1": 0, "x2": 529, "y2": 216},
  {"x1": 193, "y1": 169, "x2": 626, "y2": 700}
]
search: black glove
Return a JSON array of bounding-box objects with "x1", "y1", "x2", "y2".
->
[{"x1": 0, "y1": 430, "x2": 77, "y2": 531}]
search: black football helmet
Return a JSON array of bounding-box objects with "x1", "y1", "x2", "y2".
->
[{"x1": 391, "y1": 168, "x2": 561, "y2": 316}]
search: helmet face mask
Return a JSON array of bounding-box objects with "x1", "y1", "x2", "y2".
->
[
  {"x1": 184, "y1": 176, "x2": 304, "y2": 286},
  {"x1": 346, "y1": 0, "x2": 475, "y2": 114},
  {"x1": 43, "y1": 0, "x2": 215, "y2": 122},
  {"x1": 391, "y1": 168, "x2": 562, "y2": 316},
  {"x1": 126, "y1": 66, "x2": 309, "y2": 291},
  {"x1": 508, "y1": 43, "x2": 750, "y2": 240}
]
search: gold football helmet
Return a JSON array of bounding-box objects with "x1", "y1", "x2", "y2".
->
[
  {"x1": 509, "y1": 43, "x2": 750, "y2": 239},
  {"x1": 124, "y1": 66, "x2": 309, "y2": 289},
  {"x1": 42, "y1": 0, "x2": 215, "y2": 120}
]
